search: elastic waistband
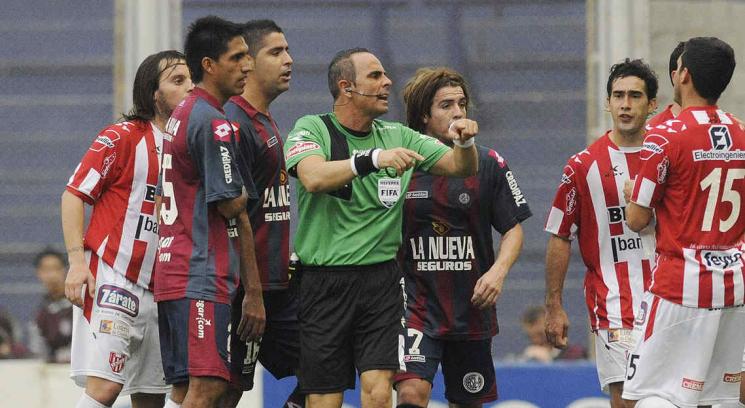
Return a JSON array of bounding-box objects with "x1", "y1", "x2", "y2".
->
[{"x1": 302, "y1": 259, "x2": 397, "y2": 273}]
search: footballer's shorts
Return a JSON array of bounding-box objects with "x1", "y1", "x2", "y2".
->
[
  {"x1": 70, "y1": 251, "x2": 168, "y2": 395},
  {"x1": 594, "y1": 328, "x2": 635, "y2": 393},
  {"x1": 228, "y1": 282, "x2": 300, "y2": 391},
  {"x1": 298, "y1": 260, "x2": 405, "y2": 394},
  {"x1": 394, "y1": 332, "x2": 497, "y2": 405},
  {"x1": 158, "y1": 298, "x2": 231, "y2": 384},
  {"x1": 622, "y1": 292, "x2": 745, "y2": 408}
]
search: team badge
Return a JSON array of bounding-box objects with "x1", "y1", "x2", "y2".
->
[
  {"x1": 459, "y1": 192, "x2": 471, "y2": 205},
  {"x1": 432, "y1": 221, "x2": 450, "y2": 236},
  {"x1": 463, "y1": 372, "x2": 485, "y2": 393},
  {"x1": 377, "y1": 178, "x2": 401, "y2": 208},
  {"x1": 109, "y1": 352, "x2": 126, "y2": 373},
  {"x1": 279, "y1": 169, "x2": 288, "y2": 185}
]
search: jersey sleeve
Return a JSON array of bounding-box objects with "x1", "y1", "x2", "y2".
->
[
  {"x1": 400, "y1": 126, "x2": 450, "y2": 171},
  {"x1": 486, "y1": 149, "x2": 532, "y2": 234},
  {"x1": 284, "y1": 115, "x2": 328, "y2": 174},
  {"x1": 631, "y1": 131, "x2": 673, "y2": 209},
  {"x1": 187, "y1": 117, "x2": 248, "y2": 204},
  {"x1": 545, "y1": 158, "x2": 581, "y2": 240},
  {"x1": 66, "y1": 123, "x2": 126, "y2": 204}
]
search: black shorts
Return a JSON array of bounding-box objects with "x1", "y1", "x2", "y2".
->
[
  {"x1": 394, "y1": 333, "x2": 497, "y2": 404},
  {"x1": 228, "y1": 281, "x2": 300, "y2": 391},
  {"x1": 298, "y1": 260, "x2": 405, "y2": 394},
  {"x1": 158, "y1": 298, "x2": 231, "y2": 384}
]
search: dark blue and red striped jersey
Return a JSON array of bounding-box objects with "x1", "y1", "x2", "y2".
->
[
  {"x1": 154, "y1": 87, "x2": 256, "y2": 304},
  {"x1": 225, "y1": 96, "x2": 290, "y2": 291},
  {"x1": 399, "y1": 145, "x2": 532, "y2": 340}
]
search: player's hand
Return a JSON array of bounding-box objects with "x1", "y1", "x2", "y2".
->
[
  {"x1": 377, "y1": 148, "x2": 425, "y2": 176},
  {"x1": 65, "y1": 262, "x2": 95, "y2": 308},
  {"x1": 471, "y1": 268, "x2": 505, "y2": 309},
  {"x1": 446, "y1": 118, "x2": 478, "y2": 142},
  {"x1": 544, "y1": 305, "x2": 569, "y2": 349},
  {"x1": 623, "y1": 178, "x2": 635, "y2": 204},
  {"x1": 237, "y1": 289, "x2": 265, "y2": 341}
]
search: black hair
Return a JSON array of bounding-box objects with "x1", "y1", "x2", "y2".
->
[
  {"x1": 123, "y1": 50, "x2": 185, "y2": 122},
  {"x1": 668, "y1": 42, "x2": 685, "y2": 85},
  {"x1": 327, "y1": 47, "x2": 371, "y2": 100},
  {"x1": 680, "y1": 37, "x2": 736, "y2": 104},
  {"x1": 185, "y1": 15, "x2": 244, "y2": 83},
  {"x1": 606, "y1": 58, "x2": 658, "y2": 100},
  {"x1": 33, "y1": 247, "x2": 67, "y2": 269},
  {"x1": 241, "y1": 19, "x2": 283, "y2": 57}
]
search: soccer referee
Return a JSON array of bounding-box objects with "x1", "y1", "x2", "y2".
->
[{"x1": 284, "y1": 48, "x2": 479, "y2": 408}]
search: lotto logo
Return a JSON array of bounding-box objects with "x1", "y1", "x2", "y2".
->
[{"x1": 212, "y1": 120, "x2": 238, "y2": 142}]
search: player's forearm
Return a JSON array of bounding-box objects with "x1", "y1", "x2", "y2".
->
[
  {"x1": 217, "y1": 190, "x2": 248, "y2": 220},
  {"x1": 626, "y1": 202, "x2": 653, "y2": 232},
  {"x1": 490, "y1": 223, "x2": 524, "y2": 280},
  {"x1": 296, "y1": 156, "x2": 356, "y2": 193},
  {"x1": 60, "y1": 190, "x2": 86, "y2": 266},
  {"x1": 237, "y1": 211, "x2": 263, "y2": 294},
  {"x1": 545, "y1": 235, "x2": 571, "y2": 307}
]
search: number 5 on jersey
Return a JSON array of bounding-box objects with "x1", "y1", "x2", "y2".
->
[{"x1": 160, "y1": 153, "x2": 178, "y2": 225}]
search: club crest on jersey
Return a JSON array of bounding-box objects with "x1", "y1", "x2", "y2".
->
[
  {"x1": 463, "y1": 372, "x2": 485, "y2": 393},
  {"x1": 279, "y1": 169, "x2": 288, "y2": 185},
  {"x1": 97, "y1": 285, "x2": 139, "y2": 317},
  {"x1": 458, "y1": 192, "x2": 471, "y2": 205},
  {"x1": 378, "y1": 178, "x2": 401, "y2": 208},
  {"x1": 212, "y1": 119, "x2": 238, "y2": 142},
  {"x1": 109, "y1": 352, "x2": 126, "y2": 373},
  {"x1": 432, "y1": 221, "x2": 450, "y2": 236},
  {"x1": 640, "y1": 134, "x2": 669, "y2": 160}
]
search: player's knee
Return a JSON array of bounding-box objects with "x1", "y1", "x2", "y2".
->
[
  {"x1": 188, "y1": 377, "x2": 228, "y2": 403},
  {"x1": 633, "y1": 396, "x2": 677, "y2": 408},
  {"x1": 362, "y1": 381, "x2": 392, "y2": 407},
  {"x1": 85, "y1": 377, "x2": 123, "y2": 406},
  {"x1": 395, "y1": 380, "x2": 429, "y2": 406}
]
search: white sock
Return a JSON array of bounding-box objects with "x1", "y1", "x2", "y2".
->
[
  {"x1": 164, "y1": 398, "x2": 182, "y2": 408},
  {"x1": 634, "y1": 396, "x2": 677, "y2": 408},
  {"x1": 75, "y1": 393, "x2": 109, "y2": 408}
]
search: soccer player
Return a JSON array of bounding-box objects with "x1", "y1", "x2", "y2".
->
[
  {"x1": 646, "y1": 41, "x2": 685, "y2": 129},
  {"x1": 284, "y1": 48, "x2": 479, "y2": 408},
  {"x1": 220, "y1": 19, "x2": 303, "y2": 408},
  {"x1": 624, "y1": 36, "x2": 745, "y2": 408},
  {"x1": 394, "y1": 67, "x2": 530, "y2": 407},
  {"x1": 61, "y1": 50, "x2": 192, "y2": 408},
  {"x1": 154, "y1": 16, "x2": 264, "y2": 408},
  {"x1": 544, "y1": 59, "x2": 658, "y2": 408}
]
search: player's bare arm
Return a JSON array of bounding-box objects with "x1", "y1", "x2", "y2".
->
[
  {"x1": 296, "y1": 148, "x2": 425, "y2": 193},
  {"x1": 429, "y1": 118, "x2": 479, "y2": 177},
  {"x1": 544, "y1": 234, "x2": 571, "y2": 349},
  {"x1": 235, "y1": 211, "x2": 266, "y2": 341},
  {"x1": 60, "y1": 190, "x2": 96, "y2": 307},
  {"x1": 472, "y1": 223, "x2": 524, "y2": 309},
  {"x1": 625, "y1": 201, "x2": 653, "y2": 232}
]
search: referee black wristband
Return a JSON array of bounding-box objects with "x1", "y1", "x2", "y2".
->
[{"x1": 353, "y1": 148, "x2": 380, "y2": 177}]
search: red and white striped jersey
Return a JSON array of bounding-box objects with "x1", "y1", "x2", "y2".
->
[
  {"x1": 645, "y1": 104, "x2": 676, "y2": 131},
  {"x1": 66, "y1": 120, "x2": 162, "y2": 290},
  {"x1": 631, "y1": 106, "x2": 745, "y2": 308},
  {"x1": 546, "y1": 132, "x2": 653, "y2": 330}
]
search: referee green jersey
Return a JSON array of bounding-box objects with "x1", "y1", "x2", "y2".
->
[{"x1": 284, "y1": 113, "x2": 450, "y2": 266}]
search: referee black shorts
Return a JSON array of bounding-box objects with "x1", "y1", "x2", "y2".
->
[{"x1": 298, "y1": 259, "x2": 405, "y2": 394}]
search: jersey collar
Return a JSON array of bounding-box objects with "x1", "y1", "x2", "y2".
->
[{"x1": 192, "y1": 87, "x2": 225, "y2": 113}]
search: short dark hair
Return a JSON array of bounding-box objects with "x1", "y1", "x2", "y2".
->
[
  {"x1": 327, "y1": 47, "x2": 371, "y2": 100},
  {"x1": 668, "y1": 41, "x2": 685, "y2": 85},
  {"x1": 185, "y1": 16, "x2": 243, "y2": 83},
  {"x1": 241, "y1": 19, "x2": 283, "y2": 57},
  {"x1": 402, "y1": 67, "x2": 471, "y2": 133},
  {"x1": 606, "y1": 58, "x2": 658, "y2": 100},
  {"x1": 680, "y1": 37, "x2": 735, "y2": 104},
  {"x1": 33, "y1": 247, "x2": 67, "y2": 269},
  {"x1": 123, "y1": 50, "x2": 185, "y2": 122}
]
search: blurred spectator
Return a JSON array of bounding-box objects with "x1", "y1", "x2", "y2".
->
[
  {"x1": 27, "y1": 248, "x2": 72, "y2": 363},
  {"x1": 518, "y1": 306, "x2": 586, "y2": 363},
  {"x1": 0, "y1": 307, "x2": 29, "y2": 358}
]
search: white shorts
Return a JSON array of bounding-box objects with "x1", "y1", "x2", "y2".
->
[
  {"x1": 622, "y1": 292, "x2": 745, "y2": 408},
  {"x1": 594, "y1": 328, "x2": 635, "y2": 393},
  {"x1": 70, "y1": 252, "x2": 169, "y2": 395}
]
